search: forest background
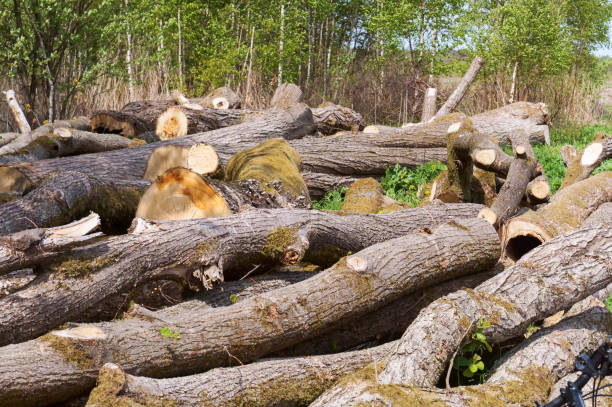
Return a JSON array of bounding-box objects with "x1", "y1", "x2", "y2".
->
[{"x1": 1, "y1": 0, "x2": 612, "y2": 131}]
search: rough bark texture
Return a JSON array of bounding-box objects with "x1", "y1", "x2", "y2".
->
[
  {"x1": 275, "y1": 265, "x2": 503, "y2": 357},
  {"x1": 302, "y1": 172, "x2": 361, "y2": 199},
  {"x1": 89, "y1": 110, "x2": 154, "y2": 138},
  {"x1": 155, "y1": 105, "x2": 246, "y2": 140},
  {"x1": 503, "y1": 171, "x2": 612, "y2": 261},
  {"x1": 270, "y1": 83, "x2": 303, "y2": 109},
  {"x1": 0, "y1": 218, "x2": 497, "y2": 407},
  {"x1": 311, "y1": 102, "x2": 365, "y2": 135},
  {"x1": 377, "y1": 222, "x2": 612, "y2": 388},
  {"x1": 51, "y1": 128, "x2": 143, "y2": 155},
  {"x1": 560, "y1": 144, "x2": 577, "y2": 167},
  {"x1": 431, "y1": 56, "x2": 484, "y2": 120},
  {"x1": 0, "y1": 171, "x2": 148, "y2": 236},
  {"x1": 0, "y1": 132, "x2": 21, "y2": 147},
  {"x1": 584, "y1": 202, "x2": 612, "y2": 227},
  {"x1": 0, "y1": 104, "x2": 314, "y2": 197},
  {"x1": 3, "y1": 90, "x2": 31, "y2": 133},
  {"x1": 0, "y1": 116, "x2": 90, "y2": 157},
  {"x1": 421, "y1": 87, "x2": 437, "y2": 122},
  {"x1": 559, "y1": 132, "x2": 612, "y2": 190},
  {"x1": 470, "y1": 101, "x2": 551, "y2": 145},
  {"x1": 478, "y1": 130, "x2": 539, "y2": 226},
  {"x1": 87, "y1": 341, "x2": 396, "y2": 407},
  {"x1": 0, "y1": 204, "x2": 484, "y2": 347},
  {"x1": 311, "y1": 304, "x2": 611, "y2": 407}
]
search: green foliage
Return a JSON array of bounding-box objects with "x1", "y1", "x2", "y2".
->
[
  {"x1": 380, "y1": 161, "x2": 447, "y2": 207},
  {"x1": 312, "y1": 186, "x2": 348, "y2": 211},
  {"x1": 159, "y1": 327, "x2": 180, "y2": 340},
  {"x1": 606, "y1": 292, "x2": 612, "y2": 314},
  {"x1": 453, "y1": 318, "x2": 492, "y2": 385},
  {"x1": 229, "y1": 294, "x2": 238, "y2": 304}
]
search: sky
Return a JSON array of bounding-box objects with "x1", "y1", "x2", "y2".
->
[{"x1": 594, "y1": 24, "x2": 612, "y2": 57}]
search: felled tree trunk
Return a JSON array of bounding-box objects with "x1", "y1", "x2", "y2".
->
[
  {"x1": 525, "y1": 175, "x2": 551, "y2": 205},
  {"x1": 478, "y1": 130, "x2": 539, "y2": 226},
  {"x1": 270, "y1": 82, "x2": 303, "y2": 108},
  {"x1": 0, "y1": 132, "x2": 21, "y2": 147},
  {"x1": 311, "y1": 102, "x2": 365, "y2": 135},
  {"x1": 0, "y1": 217, "x2": 498, "y2": 407},
  {"x1": 86, "y1": 342, "x2": 396, "y2": 407},
  {"x1": 503, "y1": 171, "x2": 611, "y2": 261},
  {"x1": 559, "y1": 132, "x2": 612, "y2": 190},
  {"x1": 431, "y1": 56, "x2": 484, "y2": 120},
  {"x1": 375, "y1": 222, "x2": 611, "y2": 388},
  {"x1": 0, "y1": 171, "x2": 148, "y2": 236},
  {"x1": 0, "y1": 104, "x2": 314, "y2": 198},
  {"x1": 90, "y1": 99, "x2": 177, "y2": 138},
  {"x1": 0, "y1": 116, "x2": 90, "y2": 157},
  {"x1": 155, "y1": 106, "x2": 245, "y2": 140},
  {"x1": 311, "y1": 303, "x2": 611, "y2": 407},
  {"x1": 302, "y1": 172, "x2": 361, "y2": 199},
  {"x1": 584, "y1": 202, "x2": 612, "y2": 227},
  {"x1": 470, "y1": 101, "x2": 550, "y2": 145},
  {"x1": 276, "y1": 266, "x2": 503, "y2": 357},
  {"x1": 560, "y1": 145, "x2": 577, "y2": 166}
]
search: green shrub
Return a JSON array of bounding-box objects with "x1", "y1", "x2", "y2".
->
[
  {"x1": 311, "y1": 186, "x2": 348, "y2": 211},
  {"x1": 380, "y1": 161, "x2": 447, "y2": 207}
]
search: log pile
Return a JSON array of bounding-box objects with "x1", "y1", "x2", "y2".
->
[{"x1": 0, "y1": 83, "x2": 610, "y2": 407}]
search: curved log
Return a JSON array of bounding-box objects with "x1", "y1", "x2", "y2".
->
[
  {"x1": 0, "y1": 217, "x2": 498, "y2": 406},
  {"x1": 377, "y1": 222, "x2": 612, "y2": 388},
  {"x1": 503, "y1": 171, "x2": 611, "y2": 261},
  {"x1": 86, "y1": 340, "x2": 395, "y2": 407},
  {"x1": 311, "y1": 304, "x2": 610, "y2": 407},
  {"x1": 0, "y1": 171, "x2": 148, "y2": 236},
  {"x1": 0, "y1": 204, "x2": 485, "y2": 346}
]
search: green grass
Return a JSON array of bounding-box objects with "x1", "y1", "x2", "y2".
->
[{"x1": 312, "y1": 123, "x2": 611, "y2": 211}]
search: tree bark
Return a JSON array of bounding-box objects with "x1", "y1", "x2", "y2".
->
[
  {"x1": 503, "y1": 171, "x2": 611, "y2": 261},
  {"x1": 86, "y1": 342, "x2": 396, "y2": 407},
  {"x1": 0, "y1": 132, "x2": 21, "y2": 147},
  {"x1": 584, "y1": 202, "x2": 612, "y2": 227},
  {"x1": 560, "y1": 144, "x2": 577, "y2": 167},
  {"x1": 0, "y1": 204, "x2": 484, "y2": 345},
  {"x1": 0, "y1": 116, "x2": 90, "y2": 157},
  {"x1": 0, "y1": 217, "x2": 498, "y2": 406},
  {"x1": 311, "y1": 102, "x2": 365, "y2": 135},
  {"x1": 431, "y1": 56, "x2": 484, "y2": 120},
  {"x1": 421, "y1": 87, "x2": 437, "y2": 122},
  {"x1": 0, "y1": 171, "x2": 148, "y2": 236},
  {"x1": 311, "y1": 304, "x2": 611, "y2": 407},
  {"x1": 89, "y1": 110, "x2": 154, "y2": 138},
  {"x1": 0, "y1": 104, "x2": 314, "y2": 198},
  {"x1": 478, "y1": 130, "x2": 539, "y2": 226},
  {"x1": 340, "y1": 178, "x2": 402, "y2": 214},
  {"x1": 559, "y1": 132, "x2": 612, "y2": 190},
  {"x1": 270, "y1": 83, "x2": 303, "y2": 109},
  {"x1": 3, "y1": 89, "x2": 31, "y2": 133},
  {"x1": 377, "y1": 222, "x2": 611, "y2": 388},
  {"x1": 302, "y1": 172, "x2": 361, "y2": 199}
]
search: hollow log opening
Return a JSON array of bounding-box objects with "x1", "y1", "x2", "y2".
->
[{"x1": 505, "y1": 233, "x2": 543, "y2": 261}]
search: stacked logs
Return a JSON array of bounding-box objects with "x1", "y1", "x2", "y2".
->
[{"x1": 0, "y1": 82, "x2": 609, "y2": 407}]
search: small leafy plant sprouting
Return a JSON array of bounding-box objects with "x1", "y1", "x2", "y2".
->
[
  {"x1": 606, "y1": 292, "x2": 612, "y2": 314},
  {"x1": 229, "y1": 294, "x2": 238, "y2": 304},
  {"x1": 453, "y1": 318, "x2": 492, "y2": 383},
  {"x1": 160, "y1": 327, "x2": 181, "y2": 340}
]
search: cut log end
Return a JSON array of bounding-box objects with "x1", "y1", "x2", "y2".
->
[
  {"x1": 475, "y1": 149, "x2": 496, "y2": 166},
  {"x1": 503, "y1": 218, "x2": 550, "y2": 261},
  {"x1": 447, "y1": 122, "x2": 462, "y2": 134},
  {"x1": 528, "y1": 181, "x2": 550, "y2": 200},
  {"x1": 515, "y1": 145, "x2": 526, "y2": 157},
  {"x1": 0, "y1": 167, "x2": 31, "y2": 199},
  {"x1": 136, "y1": 168, "x2": 232, "y2": 220},
  {"x1": 477, "y1": 207, "x2": 498, "y2": 225},
  {"x1": 156, "y1": 107, "x2": 188, "y2": 140},
  {"x1": 90, "y1": 112, "x2": 136, "y2": 138},
  {"x1": 47, "y1": 212, "x2": 101, "y2": 239},
  {"x1": 144, "y1": 144, "x2": 219, "y2": 181},
  {"x1": 363, "y1": 125, "x2": 380, "y2": 134},
  {"x1": 581, "y1": 142, "x2": 604, "y2": 166},
  {"x1": 212, "y1": 97, "x2": 230, "y2": 110}
]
